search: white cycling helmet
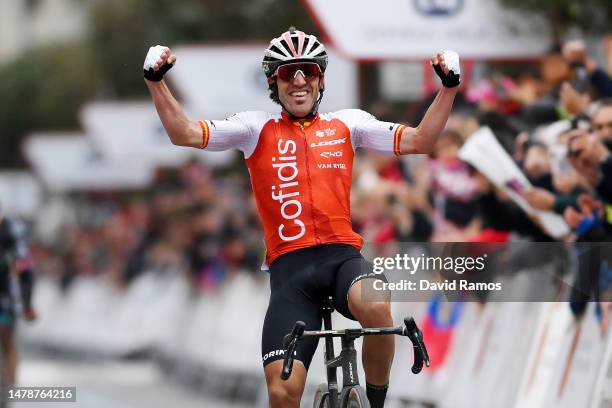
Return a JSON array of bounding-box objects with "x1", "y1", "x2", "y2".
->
[{"x1": 262, "y1": 27, "x2": 328, "y2": 78}]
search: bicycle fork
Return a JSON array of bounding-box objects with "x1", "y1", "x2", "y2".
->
[{"x1": 322, "y1": 309, "x2": 361, "y2": 407}]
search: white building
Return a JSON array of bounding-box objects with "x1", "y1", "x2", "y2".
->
[{"x1": 0, "y1": 0, "x2": 92, "y2": 60}]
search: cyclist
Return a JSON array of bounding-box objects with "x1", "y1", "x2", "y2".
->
[
  {"x1": 0, "y1": 204, "x2": 37, "y2": 386},
  {"x1": 144, "y1": 27, "x2": 460, "y2": 408}
]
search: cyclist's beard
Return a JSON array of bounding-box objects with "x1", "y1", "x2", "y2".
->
[{"x1": 281, "y1": 89, "x2": 325, "y2": 121}]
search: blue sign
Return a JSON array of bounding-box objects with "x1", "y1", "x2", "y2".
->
[{"x1": 413, "y1": 0, "x2": 464, "y2": 16}]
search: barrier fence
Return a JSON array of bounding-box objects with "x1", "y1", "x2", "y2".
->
[{"x1": 21, "y1": 271, "x2": 612, "y2": 407}]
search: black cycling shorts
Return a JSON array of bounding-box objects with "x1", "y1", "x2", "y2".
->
[{"x1": 261, "y1": 244, "x2": 384, "y2": 369}]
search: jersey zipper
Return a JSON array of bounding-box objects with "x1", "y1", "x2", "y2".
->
[{"x1": 299, "y1": 123, "x2": 321, "y2": 245}]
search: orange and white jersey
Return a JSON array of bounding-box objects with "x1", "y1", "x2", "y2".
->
[{"x1": 198, "y1": 109, "x2": 407, "y2": 264}]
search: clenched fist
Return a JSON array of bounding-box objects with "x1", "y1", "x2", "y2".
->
[
  {"x1": 143, "y1": 45, "x2": 177, "y2": 82},
  {"x1": 432, "y1": 50, "x2": 461, "y2": 88}
]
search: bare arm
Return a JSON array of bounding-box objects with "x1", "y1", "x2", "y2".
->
[
  {"x1": 144, "y1": 46, "x2": 203, "y2": 148},
  {"x1": 400, "y1": 87, "x2": 458, "y2": 154},
  {"x1": 145, "y1": 79, "x2": 203, "y2": 148},
  {"x1": 399, "y1": 52, "x2": 459, "y2": 155}
]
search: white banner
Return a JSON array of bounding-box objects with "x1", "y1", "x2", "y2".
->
[
  {"x1": 459, "y1": 127, "x2": 570, "y2": 239},
  {"x1": 169, "y1": 45, "x2": 358, "y2": 119},
  {"x1": 304, "y1": 0, "x2": 552, "y2": 59}
]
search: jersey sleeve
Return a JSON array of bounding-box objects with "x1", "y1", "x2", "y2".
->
[
  {"x1": 198, "y1": 111, "x2": 270, "y2": 158},
  {"x1": 332, "y1": 109, "x2": 407, "y2": 156}
]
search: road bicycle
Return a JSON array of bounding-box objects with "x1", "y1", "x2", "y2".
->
[{"x1": 281, "y1": 297, "x2": 429, "y2": 408}]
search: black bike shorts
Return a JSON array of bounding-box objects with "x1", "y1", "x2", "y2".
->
[{"x1": 261, "y1": 244, "x2": 384, "y2": 369}]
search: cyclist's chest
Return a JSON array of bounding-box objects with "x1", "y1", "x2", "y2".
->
[{"x1": 246, "y1": 119, "x2": 354, "y2": 184}]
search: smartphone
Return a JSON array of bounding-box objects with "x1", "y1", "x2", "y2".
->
[{"x1": 570, "y1": 63, "x2": 589, "y2": 93}]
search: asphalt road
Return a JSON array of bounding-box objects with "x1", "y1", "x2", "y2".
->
[{"x1": 14, "y1": 351, "x2": 254, "y2": 408}]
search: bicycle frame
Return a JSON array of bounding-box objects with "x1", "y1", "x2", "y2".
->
[{"x1": 322, "y1": 301, "x2": 340, "y2": 408}]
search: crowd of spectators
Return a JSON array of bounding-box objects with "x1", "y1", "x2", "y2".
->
[
  {"x1": 31, "y1": 160, "x2": 263, "y2": 292},
  {"x1": 26, "y1": 38, "x2": 612, "y2": 329}
]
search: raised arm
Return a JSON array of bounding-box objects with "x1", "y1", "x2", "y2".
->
[
  {"x1": 399, "y1": 51, "x2": 460, "y2": 155},
  {"x1": 350, "y1": 51, "x2": 460, "y2": 156},
  {"x1": 143, "y1": 46, "x2": 205, "y2": 148}
]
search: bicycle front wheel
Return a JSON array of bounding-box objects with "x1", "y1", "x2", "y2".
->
[
  {"x1": 313, "y1": 383, "x2": 331, "y2": 408},
  {"x1": 341, "y1": 386, "x2": 370, "y2": 408}
]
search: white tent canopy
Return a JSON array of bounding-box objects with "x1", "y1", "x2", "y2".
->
[
  {"x1": 23, "y1": 132, "x2": 154, "y2": 192},
  {"x1": 168, "y1": 45, "x2": 358, "y2": 119},
  {"x1": 80, "y1": 102, "x2": 235, "y2": 167}
]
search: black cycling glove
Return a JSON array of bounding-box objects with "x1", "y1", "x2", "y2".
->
[
  {"x1": 143, "y1": 45, "x2": 174, "y2": 82},
  {"x1": 144, "y1": 64, "x2": 174, "y2": 82},
  {"x1": 433, "y1": 63, "x2": 460, "y2": 88},
  {"x1": 144, "y1": 63, "x2": 173, "y2": 82}
]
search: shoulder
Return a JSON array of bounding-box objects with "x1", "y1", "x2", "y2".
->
[
  {"x1": 324, "y1": 109, "x2": 377, "y2": 126},
  {"x1": 224, "y1": 111, "x2": 276, "y2": 126}
]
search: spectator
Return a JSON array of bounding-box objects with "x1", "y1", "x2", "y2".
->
[
  {"x1": 590, "y1": 99, "x2": 612, "y2": 147},
  {"x1": 562, "y1": 40, "x2": 612, "y2": 98}
]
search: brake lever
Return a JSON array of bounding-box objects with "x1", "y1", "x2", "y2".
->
[
  {"x1": 403, "y1": 317, "x2": 430, "y2": 374},
  {"x1": 280, "y1": 321, "x2": 306, "y2": 380}
]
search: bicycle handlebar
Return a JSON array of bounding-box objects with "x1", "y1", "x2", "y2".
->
[
  {"x1": 280, "y1": 317, "x2": 430, "y2": 380},
  {"x1": 281, "y1": 321, "x2": 305, "y2": 381},
  {"x1": 403, "y1": 317, "x2": 430, "y2": 374}
]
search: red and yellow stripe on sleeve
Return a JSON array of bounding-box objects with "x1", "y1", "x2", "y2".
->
[
  {"x1": 393, "y1": 124, "x2": 406, "y2": 156},
  {"x1": 198, "y1": 120, "x2": 210, "y2": 149}
]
